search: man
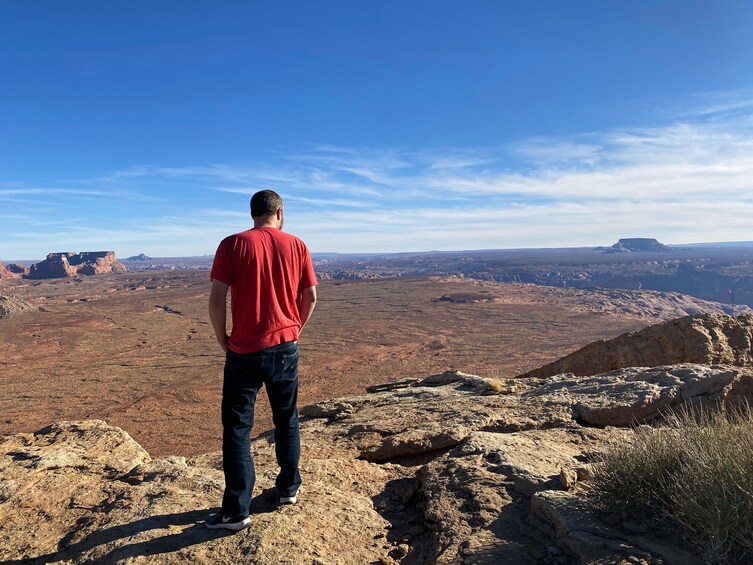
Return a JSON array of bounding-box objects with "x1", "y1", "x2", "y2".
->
[{"x1": 205, "y1": 190, "x2": 317, "y2": 531}]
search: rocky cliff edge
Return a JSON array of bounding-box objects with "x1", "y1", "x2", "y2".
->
[{"x1": 4, "y1": 354, "x2": 752, "y2": 563}]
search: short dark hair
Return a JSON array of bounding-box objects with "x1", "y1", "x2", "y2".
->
[{"x1": 250, "y1": 190, "x2": 283, "y2": 218}]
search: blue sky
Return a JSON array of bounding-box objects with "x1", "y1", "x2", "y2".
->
[{"x1": 2, "y1": 1, "x2": 753, "y2": 259}]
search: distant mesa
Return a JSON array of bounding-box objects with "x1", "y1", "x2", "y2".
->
[
  {"x1": 25, "y1": 251, "x2": 127, "y2": 280},
  {"x1": 0, "y1": 261, "x2": 28, "y2": 279},
  {"x1": 126, "y1": 253, "x2": 153, "y2": 261},
  {"x1": 604, "y1": 238, "x2": 673, "y2": 253},
  {"x1": 6, "y1": 263, "x2": 29, "y2": 275},
  {"x1": 0, "y1": 261, "x2": 13, "y2": 279}
]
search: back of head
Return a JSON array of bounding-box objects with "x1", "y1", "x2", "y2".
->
[{"x1": 251, "y1": 190, "x2": 283, "y2": 218}]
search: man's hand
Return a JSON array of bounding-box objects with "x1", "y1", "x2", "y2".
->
[
  {"x1": 209, "y1": 280, "x2": 230, "y2": 354},
  {"x1": 216, "y1": 332, "x2": 230, "y2": 353}
]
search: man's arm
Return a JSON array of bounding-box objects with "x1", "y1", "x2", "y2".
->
[
  {"x1": 299, "y1": 285, "x2": 317, "y2": 333},
  {"x1": 208, "y1": 280, "x2": 230, "y2": 353}
]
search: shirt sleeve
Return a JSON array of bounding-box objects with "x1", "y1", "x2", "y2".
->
[
  {"x1": 210, "y1": 237, "x2": 234, "y2": 286},
  {"x1": 300, "y1": 245, "x2": 317, "y2": 289}
]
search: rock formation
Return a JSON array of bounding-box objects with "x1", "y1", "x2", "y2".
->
[
  {"x1": 4, "y1": 362, "x2": 750, "y2": 563},
  {"x1": 0, "y1": 295, "x2": 37, "y2": 318},
  {"x1": 126, "y1": 253, "x2": 153, "y2": 261},
  {"x1": 25, "y1": 251, "x2": 126, "y2": 279},
  {"x1": 607, "y1": 238, "x2": 673, "y2": 253},
  {"x1": 520, "y1": 313, "x2": 753, "y2": 379},
  {"x1": 5, "y1": 263, "x2": 29, "y2": 276},
  {"x1": 0, "y1": 260, "x2": 24, "y2": 279}
]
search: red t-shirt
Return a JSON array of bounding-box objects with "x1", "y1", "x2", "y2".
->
[{"x1": 210, "y1": 227, "x2": 317, "y2": 354}]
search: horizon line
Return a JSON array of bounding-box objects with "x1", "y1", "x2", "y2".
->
[{"x1": 6, "y1": 238, "x2": 753, "y2": 264}]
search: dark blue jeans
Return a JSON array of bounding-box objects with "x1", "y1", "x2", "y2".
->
[{"x1": 221, "y1": 340, "x2": 302, "y2": 518}]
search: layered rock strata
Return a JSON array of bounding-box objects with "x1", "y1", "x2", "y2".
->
[{"x1": 26, "y1": 251, "x2": 126, "y2": 279}]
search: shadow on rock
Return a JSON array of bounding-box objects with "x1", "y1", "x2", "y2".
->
[{"x1": 6, "y1": 509, "x2": 235, "y2": 565}]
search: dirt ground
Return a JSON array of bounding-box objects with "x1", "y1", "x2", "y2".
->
[{"x1": 1, "y1": 272, "x2": 661, "y2": 456}]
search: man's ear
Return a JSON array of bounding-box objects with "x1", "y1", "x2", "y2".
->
[{"x1": 276, "y1": 208, "x2": 283, "y2": 220}]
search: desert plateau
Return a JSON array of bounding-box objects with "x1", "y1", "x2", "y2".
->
[
  {"x1": 5, "y1": 3, "x2": 753, "y2": 563},
  {"x1": 2, "y1": 267, "x2": 748, "y2": 457},
  {"x1": 3, "y1": 264, "x2": 753, "y2": 563}
]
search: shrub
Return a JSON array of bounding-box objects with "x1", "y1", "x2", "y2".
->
[{"x1": 588, "y1": 404, "x2": 753, "y2": 564}]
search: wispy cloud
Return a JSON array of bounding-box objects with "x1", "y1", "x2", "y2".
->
[
  {"x1": 3, "y1": 92, "x2": 753, "y2": 257},
  {"x1": 0, "y1": 187, "x2": 109, "y2": 198}
]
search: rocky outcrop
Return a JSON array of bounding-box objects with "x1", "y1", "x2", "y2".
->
[
  {"x1": 5, "y1": 361, "x2": 752, "y2": 563},
  {"x1": 608, "y1": 238, "x2": 673, "y2": 253},
  {"x1": 0, "y1": 261, "x2": 19, "y2": 279},
  {"x1": 5, "y1": 263, "x2": 29, "y2": 276},
  {"x1": 126, "y1": 253, "x2": 153, "y2": 261},
  {"x1": 525, "y1": 364, "x2": 753, "y2": 427},
  {"x1": 0, "y1": 420, "x2": 413, "y2": 565},
  {"x1": 530, "y1": 491, "x2": 701, "y2": 564},
  {"x1": 520, "y1": 313, "x2": 753, "y2": 378},
  {"x1": 26, "y1": 251, "x2": 126, "y2": 279},
  {"x1": 0, "y1": 295, "x2": 37, "y2": 318}
]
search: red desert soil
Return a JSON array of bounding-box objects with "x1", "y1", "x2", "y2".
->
[{"x1": 0, "y1": 271, "x2": 709, "y2": 456}]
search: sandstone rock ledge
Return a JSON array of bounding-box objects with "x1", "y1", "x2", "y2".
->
[
  {"x1": 4, "y1": 362, "x2": 748, "y2": 564},
  {"x1": 520, "y1": 313, "x2": 753, "y2": 379}
]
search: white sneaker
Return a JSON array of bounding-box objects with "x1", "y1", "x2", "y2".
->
[{"x1": 279, "y1": 494, "x2": 297, "y2": 505}]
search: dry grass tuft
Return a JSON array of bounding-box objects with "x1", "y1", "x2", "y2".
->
[
  {"x1": 486, "y1": 378, "x2": 507, "y2": 393},
  {"x1": 588, "y1": 403, "x2": 753, "y2": 564},
  {"x1": 485, "y1": 377, "x2": 527, "y2": 394}
]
